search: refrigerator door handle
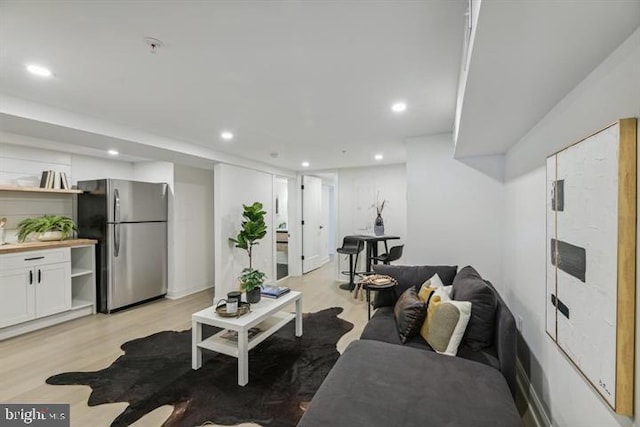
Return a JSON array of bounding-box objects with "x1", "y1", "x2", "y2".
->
[
  {"x1": 114, "y1": 223, "x2": 120, "y2": 257},
  {"x1": 114, "y1": 188, "x2": 121, "y2": 223}
]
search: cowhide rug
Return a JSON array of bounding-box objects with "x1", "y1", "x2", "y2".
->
[{"x1": 47, "y1": 307, "x2": 353, "y2": 427}]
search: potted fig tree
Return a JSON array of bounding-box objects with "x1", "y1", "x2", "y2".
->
[{"x1": 229, "y1": 202, "x2": 268, "y2": 303}]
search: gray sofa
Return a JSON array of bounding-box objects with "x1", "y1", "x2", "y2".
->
[{"x1": 298, "y1": 265, "x2": 522, "y2": 427}]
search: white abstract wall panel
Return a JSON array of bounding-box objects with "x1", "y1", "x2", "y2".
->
[{"x1": 545, "y1": 118, "x2": 636, "y2": 416}]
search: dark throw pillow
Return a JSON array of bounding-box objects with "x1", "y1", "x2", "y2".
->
[
  {"x1": 451, "y1": 266, "x2": 498, "y2": 350},
  {"x1": 372, "y1": 264, "x2": 458, "y2": 308},
  {"x1": 393, "y1": 287, "x2": 427, "y2": 343}
]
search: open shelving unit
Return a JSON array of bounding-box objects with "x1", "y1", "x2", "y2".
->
[{"x1": 70, "y1": 245, "x2": 96, "y2": 311}]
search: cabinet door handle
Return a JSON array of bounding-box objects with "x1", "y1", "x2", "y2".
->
[
  {"x1": 38, "y1": 269, "x2": 42, "y2": 283},
  {"x1": 29, "y1": 270, "x2": 33, "y2": 285},
  {"x1": 24, "y1": 256, "x2": 45, "y2": 261}
]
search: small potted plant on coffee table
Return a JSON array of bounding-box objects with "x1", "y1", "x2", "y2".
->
[{"x1": 229, "y1": 202, "x2": 268, "y2": 303}]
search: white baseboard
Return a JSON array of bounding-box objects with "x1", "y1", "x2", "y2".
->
[
  {"x1": 0, "y1": 306, "x2": 94, "y2": 341},
  {"x1": 517, "y1": 360, "x2": 552, "y2": 427},
  {"x1": 166, "y1": 282, "x2": 214, "y2": 300}
]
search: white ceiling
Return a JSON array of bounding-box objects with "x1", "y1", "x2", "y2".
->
[
  {"x1": 455, "y1": 0, "x2": 640, "y2": 158},
  {"x1": 0, "y1": 0, "x2": 465, "y2": 170}
]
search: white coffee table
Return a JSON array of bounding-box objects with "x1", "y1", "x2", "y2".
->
[{"x1": 191, "y1": 290, "x2": 303, "y2": 386}]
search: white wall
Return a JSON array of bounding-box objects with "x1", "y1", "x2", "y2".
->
[
  {"x1": 170, "y1": 164, "x2": 215, "y2": 298},
  {"x1": 71, "y1": 155, "x2": 134, "y2": 183},
  {"x1": 133, "y1": 161, "x2": 174, "y2": 184},
  {"x1": 214, "y1": 163, "x2": 274, "y2": 301},
  {"x1": 405, "y1": 134, "x2": 505, "y2": 287},
  {"x1": 503, "y1": 28, "x2": 640, "y2": 426},
  {"x1": 337, "y1": 164, "x2": 407, "y2": 276}
]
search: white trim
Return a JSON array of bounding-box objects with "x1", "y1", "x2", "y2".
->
[
  {"x1": 516, "y1": 360, "x2": 552, "y2": 427},
  {"x1": 166, "y1": 283, "x2": 214, "y2": 300},
  {"x1": 0, "y1": 306, "x2": 93, "y2": 341}
]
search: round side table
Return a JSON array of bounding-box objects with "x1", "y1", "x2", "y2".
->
[{"x1": 362, "y1": 282, "x2": 397, "y2": 320}]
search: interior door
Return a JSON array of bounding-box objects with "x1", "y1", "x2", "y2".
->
[
  {"x1": 302, "y1": 175, "x2": 322, "y2": 273},
  {"x1": 320, "y1": 185, "x2": 330, "y2": 263}
]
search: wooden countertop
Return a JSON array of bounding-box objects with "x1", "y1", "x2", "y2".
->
[{"x1": 0, "y1": 239, "x2": 98, "y2": 254}]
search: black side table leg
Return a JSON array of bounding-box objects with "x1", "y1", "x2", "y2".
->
[{"x1": 367, "y1": 287, "x2": 371, "y2": 320}]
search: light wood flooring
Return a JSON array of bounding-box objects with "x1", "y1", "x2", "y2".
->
[{"x1": 0, "y1": 261, "x2": 368, "y2": 427}]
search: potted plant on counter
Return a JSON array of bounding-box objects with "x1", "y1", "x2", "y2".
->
[
  {"x1": 229, "y1": 202, "x2": 268, "y2": 303},
  {"x1": 17, "y1": 215, "x2": 78, "y2": 242}
]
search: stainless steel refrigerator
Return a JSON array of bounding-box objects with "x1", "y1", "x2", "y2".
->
[{"x1": 77, "y1": 179, "x2": 168, "y2": 313}]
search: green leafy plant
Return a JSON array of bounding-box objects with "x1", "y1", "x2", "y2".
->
[
  {"x1": 239, "y1": 268, "x2": 267, "y2": 292},
  {"x1": 17, "y1": 215, "x2": 78, "y2": 242},
  {"x1": 229, "y1": 202, "x2": 268, "y2": 291}
]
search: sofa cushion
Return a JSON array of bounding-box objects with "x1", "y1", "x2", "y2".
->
[
  {"x1": 417, "y1": 284, "x2": 436, "y2": 304},
  {"x1": 393, "y1": 288, "x2": 427, "y2": 343},
  {"x1": 452, "y1": 266, "x2": 497, "y2": 350},
  {"x1": 297, "y1": 340, "x2": 522, "y2": 427},
  {"x1": 425, "y1": 300, "x2": 472, "y2": 356},
  {"x1": 361, "y1": 307, "x2": 432, "y2": 350},
  {"x1": 372, "y1": 264, "x2": 458, "y2": 307},
  {"x1": 422, "y1": 272, "x2": 445, "y2": 289}
]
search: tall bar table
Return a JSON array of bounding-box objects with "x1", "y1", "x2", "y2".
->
[{"x1": 351, "y1": 234, "x2": 400, "y2": 272}]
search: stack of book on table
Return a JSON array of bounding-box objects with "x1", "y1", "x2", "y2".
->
[{"x1": 261, "y1": 285, "x2": 290, "y2": 298}]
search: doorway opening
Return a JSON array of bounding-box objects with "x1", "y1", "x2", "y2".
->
[
  {"x1": 301, "y1": 173, "x2": 337, "y2": 275},
  {"x1": 275, "y1": 177, "x2": 289, "y2": 280}
]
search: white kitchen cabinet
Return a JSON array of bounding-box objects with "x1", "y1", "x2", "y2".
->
[
  {"x1": 0, "y1": 267, "x2": 34, "y2": 327},
  {"x1": 0, "y1": 248, "x2": 72, "y2": 330},
  {"x1": 34, "y1": 261, "x2": 72, "y2": 318}
]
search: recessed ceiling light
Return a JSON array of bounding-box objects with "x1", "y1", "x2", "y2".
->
[
  {"x1": 220, "y1": 131, "x2": 234, "y2": 141},
  {"x1": 301, "y1": 161, "x2": 310, "y2": 168},
  {"x1": 374, "y1": 154, "x2": 384, "y2": 161},
  {"x1": 391, "y1": 101, "x2": 407, "y2": 113},
  {"x1": 26, "y1": 64, "x2": 52, "y2": 77},
  {"x1": 108, "y1": 149, "x2": 119, "y2": 156}
]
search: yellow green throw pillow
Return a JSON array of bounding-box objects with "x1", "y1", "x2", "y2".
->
[{"x1": 423, "y1": 301, "x2": 472, "y2": 356}]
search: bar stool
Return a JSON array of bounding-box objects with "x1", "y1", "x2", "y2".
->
[
  {"x1": 371, "y1": 244, "x2": 404, "y2": 265},
  {"x1": 337, "y1": 236, "x2": 364, "y2": 291}
]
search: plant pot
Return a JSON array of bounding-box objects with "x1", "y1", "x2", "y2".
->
[
  {"x1": 246, "y1": 287, "x2": 261, "y2": 304},
  {"x1": 36, "y1": 231, "x2": 65, "y2": 241}
]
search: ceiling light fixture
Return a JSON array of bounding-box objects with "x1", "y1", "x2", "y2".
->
[
  {"x1": 301, "y1": 161, "x2": 310, "y2": 168},
  {"x1": 220, "y1": 131, "x2": 234, "y2": 141},
  {"x1": 374, "y1": 154, "x2": 384, "y2": 161},
  {"x1": 391, "y1": 101, "x2": 407, "y2": 113},
  {"x1": 108, "y1": 149, "x2": 119, "y2": 156},
  {"x1": 26, "y1": 64, "x2": 52, "y2": 77}
]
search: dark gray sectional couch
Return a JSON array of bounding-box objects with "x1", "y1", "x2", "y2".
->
[{"x1": 298, "y1": 265, "x2": 522, "y2": 427}]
